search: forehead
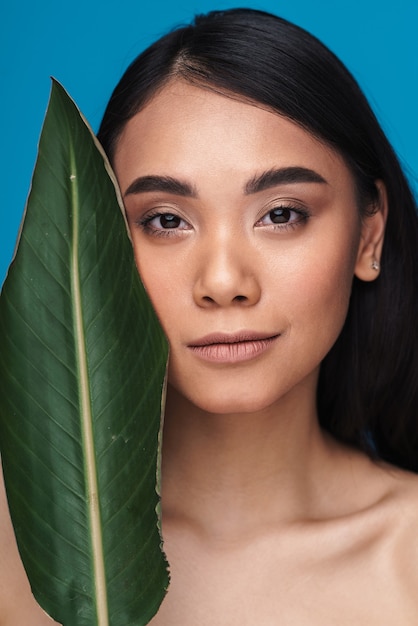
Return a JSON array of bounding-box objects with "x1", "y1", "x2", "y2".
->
[{"x1": 113, "y1": 80, "x2": 353, "y2": 193}]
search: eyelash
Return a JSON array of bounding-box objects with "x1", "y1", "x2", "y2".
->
[
  {"x1": 255, "y1": 204, "x2": 310, "y2": 231},
  {"x1": 138, "y1": 211, "x2": 191, "y2": 238},
  {"x1": 137, "y1": 204, "x2": 310, "y2": 237}
]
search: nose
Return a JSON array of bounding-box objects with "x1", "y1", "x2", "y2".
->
[{"x1": 192, "y1": 237, "x2": 261, "y2": 308}]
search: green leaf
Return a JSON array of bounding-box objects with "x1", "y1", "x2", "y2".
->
[{"x1": 0, "y1": 80, "x2": 169, "y2": 625}]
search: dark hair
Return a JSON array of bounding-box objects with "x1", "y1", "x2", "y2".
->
[{"x1": 98, "y1": 8, "x2": 418, "y2": 471}]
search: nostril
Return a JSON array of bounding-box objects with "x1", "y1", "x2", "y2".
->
[{"x1": 234, "y1": 295, "x2": 247, "y2": 302}]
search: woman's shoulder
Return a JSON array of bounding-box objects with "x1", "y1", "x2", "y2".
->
[
  {"x1": 375, "y1": 461, "x2": 418, "y2": 522},
  {"x1": 357, "y1": 460, "x2": 418, "y2": 600},
  {"x1": 381, "y1": 465, "x2": 418, "y2": 607},
  {"x1": 0, "y1": 463, "x2": 60, "y2": 625},
  {"x1": 303, "y1": 453, "x2": 418, "y2": 622},
  {"x1": 380, "y1": 462, "x2": 418, "y2": 548},
  {"x1": 345, "y1": 452, "x2": 418, "y2": 541}
]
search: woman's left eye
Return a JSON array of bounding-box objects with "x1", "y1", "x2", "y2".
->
[
  {"x1": 256, "y1": 206, "x2": 309, "y2": 229},
  {"x1": 138, "y1": 212, "x2": 191, "y2": 236}
]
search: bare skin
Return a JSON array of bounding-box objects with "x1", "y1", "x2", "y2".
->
[
  {"x1": 0, "y1": 468, "x2": 60, "y2": 624},
  {"x1": 148, "y1": 389, "x2": 418, "y2": 625},
  {"x1": 1, "y1": 430, "x2": 418, "y2": 625},
  {"x1": 1, "y1": 80, "x2": 418, "y2": 624},
  {"x1": 115, "y1": 81, "x2": 418, "y2": 624}
]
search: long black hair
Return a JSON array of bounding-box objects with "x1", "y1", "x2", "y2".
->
[{"x1": 98, "y1": 8, "x2": 418, "y2": 471}]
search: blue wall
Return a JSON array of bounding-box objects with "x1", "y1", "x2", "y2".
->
[{"x1": 1, "y1": 0, "x2": 417, "y2": 284}]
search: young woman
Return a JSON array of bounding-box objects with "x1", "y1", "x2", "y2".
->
[{"x1": 2, "y1": 8, "x2": 418, "y2": 624}]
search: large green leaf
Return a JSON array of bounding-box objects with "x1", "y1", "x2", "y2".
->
[{"x1": 0, "y1": 80, "x2": 169, "y2": 625}]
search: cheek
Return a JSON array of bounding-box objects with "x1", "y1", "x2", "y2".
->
[
  {"x1": 134, "y1": 248, "x2": 185, "y2": 336},
  {"x1": 285, "y1": 236, "x2": 359, "y2": 349}
]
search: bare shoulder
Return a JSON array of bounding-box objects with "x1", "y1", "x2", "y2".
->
[
  {"x1": 378, "y1": 462, "x2": 418, "y2": 553},
  {"x1": 368, "y1": 459, "x2": 418, "y2": 522},
  {"x1": 361, "y1": 460, "x2": 418, "y2": 599},
  {"x1": 0, "y1": 462, "x2": 60, "y2": 625},
  {"x1": 299, "y1": 455, "x2": 418, "y2": 623},
  {"x1": 301, "y1": 447, "x2": 418, "y2": 623},
  {"x1": 344, "y1": 450, "x2": 418, "y2": 546}
]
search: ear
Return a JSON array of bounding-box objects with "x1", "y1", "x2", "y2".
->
[{"x1": 354, "y1": 180, "x2": 388, "y2": 282}]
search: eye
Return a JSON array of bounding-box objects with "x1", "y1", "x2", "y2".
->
[
  {"x1": 154, "y1": 213, "x2": 182, "y2": 229},
  {"x1": 138, "y1": 211, "x2": 192, "y2": 236},
  {"x1": 256, "y1": 205, "x2": 310, "y2": 230},
  {"x1": 265, "y1": 207, "x2": 293, "y2": 224}
]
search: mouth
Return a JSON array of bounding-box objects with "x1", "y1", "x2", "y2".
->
[{"x1": 187, "y1": 331, "x2": 280, "y2": 364}]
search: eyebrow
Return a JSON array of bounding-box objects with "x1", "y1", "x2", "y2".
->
[
  {"x1": 124, "y1": 175, "x2": 196, "y2": 198},
  {"x1": 244, "y1": 167, "x2": 327, "y2": 194},
  {"x1": 123, "y1": 166, "x2": 327, "y2": 198}
]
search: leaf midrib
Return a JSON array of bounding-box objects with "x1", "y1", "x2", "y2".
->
[{"x1": 70, "y1": 153, "x2": 109, "y2": 626}]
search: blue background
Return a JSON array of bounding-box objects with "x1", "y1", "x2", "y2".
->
[{"x1": 1, "y1": 0, "x2": 417, "y2": 285}]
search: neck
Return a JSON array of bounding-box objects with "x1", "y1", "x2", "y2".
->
[{"x1": 160, "y1": 377, "x2": 340, "y2": 538}]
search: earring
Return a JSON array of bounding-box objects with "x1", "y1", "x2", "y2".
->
[{"x1": 371, "y1": 260, "x2": 380, "y2": 271}]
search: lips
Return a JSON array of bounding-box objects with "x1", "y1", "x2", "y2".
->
[{"x1": 188, "y1": 331, "x2": 280, "y2": 364}]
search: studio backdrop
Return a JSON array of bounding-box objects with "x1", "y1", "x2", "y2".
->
[{"x1": 1, "y1": 0, "x2": 417, "y2": 283}]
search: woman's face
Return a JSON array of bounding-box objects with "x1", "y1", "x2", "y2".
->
[{"x1": 113, "y1": 80, "x2": 377, "y2": 415}]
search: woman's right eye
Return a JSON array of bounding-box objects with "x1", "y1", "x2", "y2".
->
[{"x1": 138, "y1": 212, "x2": 192, "y2": 237}]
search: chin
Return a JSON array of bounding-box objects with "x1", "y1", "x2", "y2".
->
[
  {"x1": 167, "y1": 378, "x2": 274, "y2": 416},
  {"x1": 185, "y1": 388, "x2": 282, "y2": 417}
]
